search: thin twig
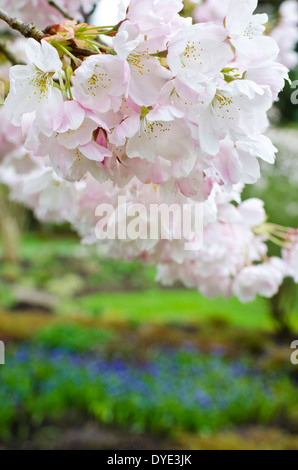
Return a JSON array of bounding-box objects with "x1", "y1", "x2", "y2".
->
[
  {"x1": 0, "y1": 40, "x2": 26, "y2": 65},
  {"x1": 48, "y1": 0, "x2": 75, "y2": 21},
  {"x1": 0, "y1": 7, "x2": 45, "y2": 41},
  {"x1": 71, "y1": 45, "x2": 98, "y2": 57},
  {"x1": 79, "y1": 3, "x2": 97, "y2": 23}
]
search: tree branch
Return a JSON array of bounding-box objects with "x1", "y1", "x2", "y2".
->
[
  {"x1": 71, "y1": 45, "x2": 98, "y2": 57},
  {"x1": 79, "y1": 3, "x2": 97, "y2": 23},
  {"x1": 0, "y1": 40, "x2": 26, "y2": 65},
  {"x1": 48, "y1": 1, "x2": 75, "y2": 21},
  {"x1": 0, "y1": 7, "x2": 45, "y2": 41}
]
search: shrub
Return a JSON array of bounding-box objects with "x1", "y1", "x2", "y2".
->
[{"x1": 34, "y1": 324, "x2": 117, "y2": 353}]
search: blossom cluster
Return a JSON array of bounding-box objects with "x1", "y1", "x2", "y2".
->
[
  {"x1": 0, "y1": 0, "x2": 297, "y2": 302},
  {"x1": 194, "y1": 0, "x2": 298, "y2": 70},
  {"x1": 3, "y1": 0, "x2": 289, "y2": 201},
  {"x1": 0, "y1": 148, "x2": 294, "y2": 303}
]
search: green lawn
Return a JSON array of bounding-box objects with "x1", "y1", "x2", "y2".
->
[
  {"x1": 61, "y1": 289, "x2": 291, "y2": 331},
  {"x1": 1, "y1": 234, "x2": 297, "y2": 332}
]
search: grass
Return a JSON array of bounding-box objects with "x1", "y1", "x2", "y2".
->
[
  {"x1": 70, "y1": 290, "x2": 277, "y2": 330},
  {"x1": 0, "y1": 233, "x2": 297, "y2": 332},
  {"x1": 20, "y1": 233, "x2": 82, "y2": 260}
]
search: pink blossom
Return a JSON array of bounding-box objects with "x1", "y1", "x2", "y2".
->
[
  {"x1": 4, "y1": 39, "x2": 64, "y2": 135},
  {"x1": 72, "y1": 55, "x2": 130, "y2": 113}
]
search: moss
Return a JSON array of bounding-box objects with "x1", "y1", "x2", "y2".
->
[{"x1": 179, "y1": 427, "x2": 298, "y2": 450}]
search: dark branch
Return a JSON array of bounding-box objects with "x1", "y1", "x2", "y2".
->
[
  {"x1": 0, "y1": 40, "x2": 26, "y2": 65},
  {"x1": 71, "y1": 45, "x2": 98, "y2": 57},
  {"x1": 79, "y1": 3, "x2": 97, "y2": 23},
  {"x1": 48, "y1": 1, "x2": 75, "y2": 21},
  {"x1": 0, "y1": 7, "x2": 45, "y2": 41}
]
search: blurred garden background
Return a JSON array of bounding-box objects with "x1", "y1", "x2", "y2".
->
[{"x1": 0, "y1": 0, "x2": 298, "y2": 451}]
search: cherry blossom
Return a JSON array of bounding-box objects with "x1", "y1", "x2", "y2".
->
[
  {"x1": 113, "y1": 22, "x2": 172, "y2": 107},
  {"x1": 232, "y1": 258, "x2": 286, "y2": 303},
  {"x1": 72, "y1": 54, "x2": 130, "y2": 113},
  {"x1": 24, "y1": 100, "x2": 112, "y2": 182},
  {"x1": 197, "y1": 80, "x2": 272, "y2": 155},
  {"x1": 271, "y1": 0, "x2": 298, "y2": 69},
  {"x1": 194, "y1": 0, "x2": 298, "y2": 69},
  {"x1": 0, "y1": 0, "x2": 297, "y2": 304},
  {"x1": 4, "y1": 38, "x2": 64, "y2": 135},
  {"x1": 125, "y1": 113, "x2": 196, "y2": 164},
  {"x1": 118, "y1": 0, "x2": 187, "y2": 43},
  {"x1": 225, "y1": 0, "x2": 279, "y2": 60},
  {"x1": 167, "y1": 23, "x2": 233, "y2": 83}
]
